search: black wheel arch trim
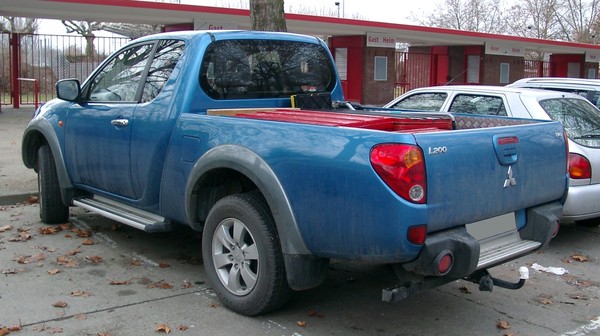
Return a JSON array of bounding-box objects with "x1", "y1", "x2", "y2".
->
[
  {"x1": 22, "y1": 118, "x2": 74, "y2": 204},
  {"x1": 185, "y1": 145, "x2": 310, "y2": 255}
]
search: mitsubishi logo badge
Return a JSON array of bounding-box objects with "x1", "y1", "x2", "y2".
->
[{"x1": 503, "y1": 166, "x2": 517, "y2": 188}]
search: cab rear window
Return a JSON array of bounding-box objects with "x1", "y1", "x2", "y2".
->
[{"x1": 199, "y1": 39, "x2": 336, "y2": 100}]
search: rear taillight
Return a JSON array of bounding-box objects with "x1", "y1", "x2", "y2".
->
[
  {"x1": 370, "y1": 144, "x2": 426, "y2": 203},
  {"x1": 407, "y1": 225, "x2": 427, "y2": 245},
  {"x1": 569, "y1": 153, "x2": 591, "y2": 179}
]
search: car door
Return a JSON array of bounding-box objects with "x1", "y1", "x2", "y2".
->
[{"x1": 64, "y1": 42, "x2": 156, "y2": 198}]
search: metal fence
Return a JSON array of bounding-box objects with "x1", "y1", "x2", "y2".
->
[
  {"x1": 394, "y1": 51, "x2": 431, "y2": 97},
  {"x1": 523, "y1": 59, "x2": 550, "y2": 78},
  {"x1": 1, "y1": 32, "x2": 130, "y2": 107}
]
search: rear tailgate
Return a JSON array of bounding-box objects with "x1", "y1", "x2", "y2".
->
[{"x1": 413, "y1": 119, "x2": 567, "y2": 233}]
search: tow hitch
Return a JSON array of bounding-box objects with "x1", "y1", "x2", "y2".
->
[{"x1": 467, "y1": 266, "x2": 529, "y2": 291}]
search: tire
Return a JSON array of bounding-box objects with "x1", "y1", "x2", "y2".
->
[
  {"x1": 37, "y1": 144, "x2": 69, "y2": 224},
  {"x1": 202, "y1": 192, "x2": 291, "y2": 316}
]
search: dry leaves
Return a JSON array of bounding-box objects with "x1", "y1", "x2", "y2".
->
[
  {"x1": 56, "y1": 256, "x2": 79, "y2": 268},
  {"x1": 0, "y1": 224, "x2": 12, "y2": 232},
  {"x1": 155, "y1": 323, "x2": 171, "y2": 333},
  {"x1": 110, "y1": 279, "x2": 131, "y2": 285},
  {"x1": 70, "y1": 290, "x2": 92, "y2": 297},
  {"x1": 296, "y1": 321, "x2": 307, "y2": 328},
  {"x1": 9, "y1": 228, "x2": 31, "y2": 242},
  {"x1": 497, "y1": 320, "x2": 510, "y2": 330},
  {"x1": 459, "y1": 285, "x2": 471, "y2": 294},
  {"x1": 48, "y1": 268, "x2": 61, "y2": 275},
  {"x1": 52, "y1": 301, "x2": 68, "y2": 308},
  {"x1": 147, "y1": 280, "x2": 173, "y2": 289},
  {"x1": 85, "y1": 255, "x2": 103, "y2": 264},
  {"x1": 16, "y1": 252, "x2": 46, "y2": 264},
  {"x1": 82, "y1": 238, "x2": 94, "y2": 245},
  {"x1": 571, "y1": 254, "x2": 590, "y2": 262}
]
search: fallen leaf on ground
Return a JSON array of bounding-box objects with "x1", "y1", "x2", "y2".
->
[
  {"x1": 296, "y1": 321, "x2": 307, "y2": 328},
  {"x1": 159, "y1": 262, "x2": 170, "y2": 268},
  {"x1": 17, "y1": 252, "x2": 46, "y2": 264},
  {"x1": 177, "y1": 325, "x2": 189, "y2": 331},
  {"x1": 27, "y1": 195, "x2": 39, "y2": 204},
  {"x1": 154, "y1": 323, "x2": 171, "y2": 333},
  {"x1": 57, "y1": 256, "x2": 79, "y2": 267},
  {"x1": 48, "y1": 268, "x2": 61, "y2": 275},
  {"x1": 572, "y1": 254, "x2": 590, "y2": 262},
  {"x1": 58, "y1": 223, "x2": 71, "y2": 230},
  {"x1": 181, "y1": 280, "x2": 193, "y2": 288},
  {"x1": 49, "y1": 327, "x2": 63, "y2": 334},
  {"x1": 85, "y1": 255, "x2": 103, "y2": 264},
  {"x1": 81, "y1": 238, "x2": 94, "y2": 245},
  {"x1": 148, "y1": 280, "x2": 173, "y2": 289},
  {"x1": 0, "y1": 327, "x2": 9, "y2": 336},
  {"x1": 110, "y1": 280, "x2": 131, "y2": 285},
  {"x1": 52, "y1": 301, "x2": 68, "y2": 308},
  {"x1": 0, "y1": 225, "x2": 12, "y2": 232},
  {"x1": 39, "y1": 226, "x2": 62, "y2": 235},
  {"x1": 65, "y1": 249, "x2": 82, "y2": 256},
  {"x1": 97, "y1": 333, "x2": 113, "y2": 336},
  {"x1": 72, "y1": 228, "x2": 92, "y2": 238},
  {"x1": 75, "y1": 313, "x2": 87, "y2": 320},
  {"x1": 497, "y1": 320, "x2": 510, "y2": 330},
  {"x1": 569, "y1": 294, "x2": 589, "y2": 300},
  {"x1": 70, "y1": 290, "x2": 91, "y2": 297},
  {"x1": 210, "y1": 303, "x2": 220, "y2": 308}
]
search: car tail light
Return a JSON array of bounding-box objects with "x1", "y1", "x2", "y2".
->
[
  {"x1": 569, "y1": 153, "x2": 591, "y2": 179},
  {"x1": 407, "y1": 225, "x2": 427, "y2": 245},
  {"x1": 370, "y1": 144, "x2": 426, "y2": 203}
]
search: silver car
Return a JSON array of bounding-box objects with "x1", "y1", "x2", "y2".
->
[{"x1": 384, "y1": 85, "x2": 600, "y2": 225}]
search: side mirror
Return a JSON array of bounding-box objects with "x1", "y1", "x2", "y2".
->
[{"x1": 56, "y1": 79, "x2": 81, "y2": 102}]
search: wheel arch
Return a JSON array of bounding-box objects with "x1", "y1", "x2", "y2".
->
[
  {"x1": 184, "y1": 145, "x2": 309, "y2": 256},
  {"x1": 22, "y1": 119, "x2": 74, "y2": 204}
]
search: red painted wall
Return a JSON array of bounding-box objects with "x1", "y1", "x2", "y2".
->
[
  {"x1": 549, "y1": 54, "x2": 584, "y2": 77},
  {"x1": 330, "y1": 36, "x2": 364, "y2": 103}
]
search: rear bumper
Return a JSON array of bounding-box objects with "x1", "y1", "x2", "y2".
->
[
  {"x1": 562, "y1": 183, "x2": 600, "y2": 221},
  {"x1": 401, "y1": 201, "x2": 561, "y2": 279}
]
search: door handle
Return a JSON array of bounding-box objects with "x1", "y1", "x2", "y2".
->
[{"x1": 111, "y1": 119, "x2": 129, "y2": 127}]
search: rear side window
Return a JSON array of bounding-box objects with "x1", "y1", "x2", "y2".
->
[
  {"x1": 200, "y1": 39, "x2": 336, "y2": 99},
  {"x1": 389, "y1": 93, "x2": 447, "y2": 111},
  {"x1": 539, "y1": 98, "x2": 600, "y2": 148},
  {"x1": 449, "y1": 94, "x2": 507, "y2": 116}
]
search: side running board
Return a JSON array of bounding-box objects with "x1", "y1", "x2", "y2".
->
[{"x1": 73, "y1": 196, "x2": 172, "y2": 232}]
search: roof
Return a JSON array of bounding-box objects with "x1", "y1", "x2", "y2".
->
[
  {"x1": 2, "y1": 0, "x2": 600, "y2": 57},
  {"x1": 398, "y1": 85, "x2": 586, "y2": 98}
]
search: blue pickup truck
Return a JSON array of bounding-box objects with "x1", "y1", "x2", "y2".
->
[{"x1": 22, "y1": 30, "x2": 568, "y2": 316}]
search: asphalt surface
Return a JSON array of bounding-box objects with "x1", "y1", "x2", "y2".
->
[{"x1": 1, "y1": 106, "x2": 600, "y2": 335}]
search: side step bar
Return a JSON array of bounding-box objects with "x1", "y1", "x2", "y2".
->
[{"x1": 73, "y1": 196, "x2": 172, "y2": 232}]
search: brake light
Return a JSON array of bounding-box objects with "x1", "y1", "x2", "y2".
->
[
  {"x1": 370, "y1": 144, "x2": 426, "y2": 203},
  {"x1": 569, "y1": 153, "x2": 591, "y2": 179}
]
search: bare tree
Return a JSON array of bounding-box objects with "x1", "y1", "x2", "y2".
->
[
  {"x1": 249, "y1": 0, "x2": 287, "y2": 31},
  {"x1": 62, "y1": 20, "x2": 104, "y2": 56},
  {"x1": 554, "y1": 0, "x2": 600, "y2": 43},
  {"x1": 0, "y1": 17, "x2": 39, "y2": 33},
  {"x1": 415, "y1": 0, "x2": 507, "y2": 34}
]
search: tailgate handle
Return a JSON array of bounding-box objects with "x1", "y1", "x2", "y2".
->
[{"x1": 493, "y1": 135, "x2": 518, "y2": 165}]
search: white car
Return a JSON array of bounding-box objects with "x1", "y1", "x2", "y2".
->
[{"x1": 384, "y1": 85, "x2": 600, "y2": 225}]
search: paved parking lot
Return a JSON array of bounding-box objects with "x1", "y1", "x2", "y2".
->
[{"x1": 1, "y1": 107, "x2": 600, "y2": 335}]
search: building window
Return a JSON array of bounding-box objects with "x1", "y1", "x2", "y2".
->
[
  {"x1": 466, "y1": 55, "x2": 480, "y2": 83},
  {"x1": 500, "y1": 63, "x2": 510, "y2": 84},
  {"x1": 374, "y1": 56, "x2": 387, "y2": 81}
]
